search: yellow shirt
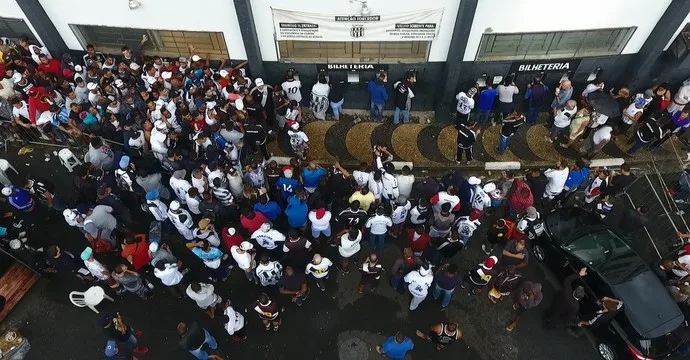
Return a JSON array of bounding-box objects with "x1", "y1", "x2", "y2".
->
[{"x1": 349, "y1": 191, "x2": 376, "y2": 212}]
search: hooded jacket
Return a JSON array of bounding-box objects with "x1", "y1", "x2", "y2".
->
[
  {"x1": 285, "y1": 196, "x2": 308, "y2": 228},
  {"x1": 368, "y1": 79, "x2": 389, "y2": 105}
]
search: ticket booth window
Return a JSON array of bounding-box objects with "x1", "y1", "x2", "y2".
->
[
  {"x1": 475, "y1": 28, "x2": 636, "y2": 61},
  {"x1": 278, "y1": 41, "x2": 429, "y2": 63}
]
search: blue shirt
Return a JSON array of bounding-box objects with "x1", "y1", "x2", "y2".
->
[
  {"x1": 276, "y1": 177, "x2": 299, "y2": 200},
  {"x1": 192, "y1": 247, "x2": 223, "y2": 261},
  {"x1": 551, "y1": 88, "x2": 573, "y2": 109},
  {"x1": 8, "y1": 187, "x2": 33, "y2": 211},
  {"x1": 564, "y1": 167, "x2": 589, "y2": 190},
  {"x1": 285, "y1": 196, "x2": 308, "y2": 227},
  {"x1": 382, "y1": 337, "x2": 414, "y2": 360},
  {"x1": 478, "y1": 88, "x2": 498, "y2": 111},
  {"x1": 254, "y1": 201, "x2": 282, "y2": 221},
  {"x1": 302, "y1": 168, "x2": 326, "y2": 188}
]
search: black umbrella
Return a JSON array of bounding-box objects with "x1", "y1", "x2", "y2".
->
[{"x1": 586, "y1": 91, "x2": 621, "y2": 118}]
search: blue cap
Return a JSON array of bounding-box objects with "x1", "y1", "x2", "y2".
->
[
  {"x1": 145, "y1": 190, "x2": 159, "y2": 201},
  {"x1": 119, "y1": 155, "x2": 130, "y2": 169},
  {"x1": 0, "y1": 227, "x2": 6, "y2": 236},
  {"x1": 104, "y1": 340, "x2": 117, "y2": 357}
]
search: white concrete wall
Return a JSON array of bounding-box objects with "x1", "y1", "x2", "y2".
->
[
  {"x1": 250, "y1": 0, "x2": 462, "y2": 62},
  {"x1": 0, "y1": 0, "x2": 42, "y2": 44},
  {"x1": 665, "y1": 12, "x2": 690, "y2": 50},
  {"x1": 36, "y1": 0, "x2": 247, "y2": 59},
  {"x1": 464, "y1": 0, "x2": 673, "y2": 61}
]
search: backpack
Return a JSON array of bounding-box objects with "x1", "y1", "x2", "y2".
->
[
  {"x1": 115, "y1": 169, "x2": 135, "y2": 192},
  {"x1": 522, "y1": 215, "x2": 544, "y2": 239},
  {"x1": 84, "y1": 221, "x2": 113, "y2": 254}
]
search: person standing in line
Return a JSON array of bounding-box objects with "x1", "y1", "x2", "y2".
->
[
  {"x1": 305, "y1": 253, "x2": 333, "y2": 292},
  {"x1": 367, "y1": 73, "x2": 388, "y2": 122},
  {"x1": 337, "y1": 226, "x2": 362, "y2": 274},
  {"x1": 581, "y1": 125, "x2": 613, "y2": 160},
  {"x1": 552, "y1": 160, "x2": 589, "y2": 207},
  {"x1": 456, "y1": 120, "x2": 479, "y2": 165},
  {"x1": 231, "y1": 241, "x2": 258, "y2": 283},
  {"x1": 255, "y1": 253, "x2": 283, "y2": 288},
  {"x1": 498, "y1": 111, "x2": 525, "y2": 155},
  {"x1": 543, "y1": 159, "x2": 570, "y2": 199},
  {"x1": 415, "y1": 321, "x2": 463, "y2": 351},
  {"x1": 404, "y1": 264, "x2": 433, "y2": 311},
  {"x1": 100, "y1": 313, "x2": 149, "y2": 355},
  {"x1": 476, "y1": 83, "x2": 498, "y2": 126},
  {"x1": 221, "y1": 300, "x2": 247, "y2": 342},
  {"x1": 310, "y1": 74, "x2": 330, "y2": 120},
  {"x1": 167, "y1": 200, "x2": 195, "y2": 241},
  {"x1": 467, "y1": 256, "x2": 498, "y2": 295},
  {"x1": 455, "y1": 87, "x2": 476, "y2": 127},
  {"x1": 432, "y1": 263, "x2": 464, "y2": 311},
  {"x1": 329, "y1": 74, "x2": 346, "y2": 120},
  {"x1": 365, "y1": 206, "x2": 392, "y2": 253},
  {"x1": 186, "y1": 281, "x2": 223, "y2": 318},
  {"x1": 496, "y1": 79, "x2": 519, "y2": 121},
  {"x1": 650, "y1": 107, "x2": 690, "y2": 151},
  {"x1": 376, "y1": 331, "x2": 414, "y2": 360},
  {"x1": 153, "y1": 260, "x2": 188, "y2": 299},
  {"x1": 391, "y1": 247, "x2": 421, "y2": 290},
  {"x1": 549, "y1": 80, "x2": 573, "y2": 126},
  {"x1": 506, "y1": 281, "x2": 543, "y2": 332},
  {"x1": 525, "y1": 77, "x2": 549, "y2": 125},
  {"x1": 628, "y1": 117, "x2": 662, "y2": 155},
  {"x1": 547, "y1": 100, "x2": 577, "y2": 143},
  {"x1": 392, "y1": 72, "x2": 415, "y2": 125},
  {"x1": 248, "y1": 293, "x2": 284, "y2": 331},
  {"x1": 561, "y1": 107, "x2": 591, "y2": 148},
  {"x1": 281, "y1": 70, "x2": 302, "y2": 104},
  {"x1": 176, "y1": 322, "x2": 223, "y2": 360},
  {"x1": 359, "y1": 253, "x2": 385, "y2": 293}
]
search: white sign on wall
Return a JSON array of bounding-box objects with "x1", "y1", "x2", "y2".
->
[{"x1": 271, "y1": 8, "x2": 444, "y2": 42}]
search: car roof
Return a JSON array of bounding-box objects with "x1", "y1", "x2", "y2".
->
[{"x1": 612, "y1": 270, "x2": 684, "y2": 338}]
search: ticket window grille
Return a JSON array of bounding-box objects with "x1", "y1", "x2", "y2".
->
[
  {"x1": 475, "y1": 27, "x2": 636, "y2": 61},
  {"x1": 0, "y1": 17, "x2": 39, "y2": 44},
  {"x1": 70, "y1": 24, "x2": 228, "y2": 59},
  {"x1": 278, "y1": 40, "x2": 429, "y2": 63}
]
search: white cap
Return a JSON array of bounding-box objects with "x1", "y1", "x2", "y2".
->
[
  {"x1": 63, "y1": 209, "x2": 77, "y2": 221},
  {"x1": 234, "y1": 99, "x2": 244, "y2": 111},
  {"x1": 148, "y1": 242, "x2": 159, "y2": 253},
  {"x1": 1, "y1": 187, "x2": 11, "y2": 196},
  {"x1": 419, "y1": 266, "x2": 431, "y2": 276},
  {"x1": 154, "y1": 120, "x2": 167, "y2": 131},
  {"x1": 169, "y1": 200, "x2": 180, "y2": 211},
  {"x1": 114, "y1": 79, "x2": 124, "y2": 88},
  {"x1": 255, "y1": 78, "x2": 264, "y2": 87},
  {"x1": 87, "y1": 82, "x2": 98, "y2": 90},
  {"x1": 129, "y1": 62, "x2": 141, "y2": 71},
  {"x1": 206, "y1": 101, "x2": 216, "y2": 110},
  {"x1": 11, "y1": 73, "x2": 22, "y2": 84},
  {"x1": 219, "y1": 69, "x2": 229, "y2": 78},
  {"x1": 290, "y1": 121, "x2": 299, "y2": 130},
  {"x1": 155, "y1": 99, "x2": 166, "y2": 108},
  {"x1": 468, "y1": 176, "x2": 481, "y2": 185},
  {"x1": 483, "y1": 182, "x2": 497, "y2": 193},
  {"x1": 74, "y1": 64, "x2": 83, "y2": 72},
  {"x1": 226, "y1": 227, "x2": 236, "y2": 236},
  {"x1": 240, "y1": 241, "x2": 253, "y2": 251},
  {"x1": 147, "y1": 77, "x2": 156, "y2": 85},
  {"x1": 161, "y1": 71, "x2": 172, "y2": 80},
  {"x1": 191, "y1": 55, "x2": 201, "y2": 62}
]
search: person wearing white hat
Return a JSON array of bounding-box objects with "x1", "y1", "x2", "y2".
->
[
  {"x1": 191, "y1": 55, "x2": 201, "y2": 63},
  {"x1": 404, "y1": 264, "x2": 434, "y2": 310},
  {"x1": 167, "y1": 200, "x2": 195, "y2": 241},
  {"x1": 231, "y1": 241, "x2": 258, "y2": 283},
  {"x1": 250, "y1": 77, "x2": 274, "y2": 124},
  {"x1": 287, "y1": 121, "x2": 309, "y2": 159}
]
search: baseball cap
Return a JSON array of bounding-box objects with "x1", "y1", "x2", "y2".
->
[
  {"x1": 114, "y1": 79, "x2": 124, "y2": 88},
  {"x1": 104, "y1": 340, "x2": 118, "y2": 357},
  {"x1": 129, "y1": 62, "x2": 141, "y2": 71},
  {"x1": 63, "y1": 209, "x2": 77, "y2": 222},
  {"x1": 169, "y1": 200, "x2": 180, "y2": 211},
  {"x1": 219, "y1": 69, "x2": 229, "y2": 78},
  {"x1": 191, "y1": 55, "x2": 201, "y2": 62},
  {"x1": 283, "y1": 168, "x2": 293, "y2": 178},
  {"x1": 74, "y1": 64, "x2": 83, "y2": 72},
  {"x1": 11, "y1": 73, "x2": 22, "y2": 83},
  {"x1": 148, "y1": 242, "x2": 159, "y2": 253},
  {"x1": 226, "y1": 227, "x2": 236, "y2": 236},
  {"x1": 178, "y1": 56, "x2": 187, "y2": 63},
  {"x1": 255, "y1": 78, "x2": 264, "y2": 87},
  {"x1": 240, "y1": 241, "x2": 253, "y2": 251},
  {"x1": 1, "y1": 187, "x2": 11, "y2": 196},
  {"x1": 80, "y1": 247, "x2": 93, "y2": 261},
  {"x1": 198, "y1": 218, "x2": 211, "y2": 230},
  {"x1": 87, "y1": 82, "x2": 98, "y2": 90},
  {"x1": 119, "y1": 155, "x2": 130, "y2": 169},
  {"x1": 468, "y1": 176, "x2": 481, "y2": 185},
  {"x1": 161, "y1": 71, "x2": 172, "y2": 80},
  {"x1": 145, "y1": 190, "x2": 159, "y2": 201},
  {"x1": 526, "y1": 206, "x2": 538, "y2": 218},
  {"x1": 234, "y1": 99, "x2": 244, "y2": 111}
]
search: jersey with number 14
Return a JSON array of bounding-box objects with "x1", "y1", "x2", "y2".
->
[{"x1": 276, "y1": 177, "x2": 299, "y2": 200}]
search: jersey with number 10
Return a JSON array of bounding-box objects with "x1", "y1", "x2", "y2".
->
[{"x1": 281, "y1": 80, "x2": 302, "y2": 102}]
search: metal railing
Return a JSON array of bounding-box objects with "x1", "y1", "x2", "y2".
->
[{"x1": 0, "y1": 119, "x2": 124, "y2": 153}]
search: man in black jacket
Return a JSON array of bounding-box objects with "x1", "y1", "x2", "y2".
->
[
  {"x1": 542, "y1": 267, "x2": 587, "y2": 329},
  {"x1": 393, "y1": 72, "x2": 415, "y2": 125},
  {"x1": 243, "y1": 118, "x2": 271, "y2": 160}
]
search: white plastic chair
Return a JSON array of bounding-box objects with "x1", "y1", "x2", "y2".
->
[
  {"x1": 0, "y1": 159, "x2": 18, "y2": 186},
  {"x1": 69, "y1": 286, "x2": 113, "y2": 313},
  {"x1": 58, "y1": 148, "x2": 82, "y2": 173}
]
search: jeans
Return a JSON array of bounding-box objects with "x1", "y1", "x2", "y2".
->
[
  {"x1": 370, "y1": 102, "x2": 384, "y2": 122},
  {"x1": 409, "y1": 292, "x2": 427, "y2": 310},
  {"x1": 391, "y1": 273, "x2": 404, "y2": 289},
  {"x1": 476, "y1": 110, "x2": 491, "y2": 125},
  {"x1": 433, "y1": 284, "x2": 455, "y2": 308},
  {"x1": 628, "y1": 137, "x2": 649, "y2": 154},
  {"x1": 550, "y1": 125, "x2": 567, "y2": 139},
  {"x1": 331, "y1": 99, "x2": 344, "y2": 120},
  {"x1": 456, "y1": 146, "x2": 472, "y2": 162},
  {"x1": 369, "y1": 232, "x2": 386, "y2": 252},
  {"x1": 393, "y1": 107, "x2": 410, "y2": 124},
  {"x1": 311, "y1": 226, "x2": 331, "y2": 238},
  {"x1": 189, "y1": 329, "x2": 217, "y2": 360},
  {"x1": 498, "y1": 134, "x2": 512, "y2": 154},
  {"x1": 527, "y1": 107, "x2": 540, "y2": 125}
]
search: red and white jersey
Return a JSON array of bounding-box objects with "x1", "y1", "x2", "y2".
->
[{"x1": 431, "y1": 191, "x2": 461, "y2": 212}]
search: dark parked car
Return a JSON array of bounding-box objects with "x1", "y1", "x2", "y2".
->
[{"x1": 532, "y1": 207, "x2": 688, "y2": 360}]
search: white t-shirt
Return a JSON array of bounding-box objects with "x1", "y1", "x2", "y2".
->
[
  {"x1": 36, "y1": 111, "x2": 54, "y2": 126},
  {"x1": 12, "y1": 102, "x2": 30, "y2": 121},
  {"x1": 186, "y1": 283, "x2": 218, "y2": 309},
  {"x1": 352, "y1": 170, "x2": 370, "y2": 188},
  {"x1": 84, "y1": 259, "x2": 109, "y2": 280},
  {"x1": 231, "y1": 247, "x2": 253, "y2": 271},
  {"x1": 395, "y1": 174, "x2": 415, "y2": 199},
  {"x1": 308, "y1": 211, "x2": 332, "y2": 231},
  {"x1": 251, "y1": 229, "x2": 286, "y2": 250},
  {"x1": 170, "y1": 177, "x2": 192, "y2": 203},
  {"x1": 255, "y1": 261, "x2": 283, "y2": 286},
  {"x1": 288, "y1": 130, "x2": 309, "y2": 147},
  {"x1": 455, "y1": 92, "x2": 475, "y2": 114},
  {"x1": 154, "y1": 263, "x2": 184, "y2": 286},
  {"x1": 497, "y1": 84, "x2": 519, "y2": 103},
  {"x1": 553, "y1": 107, "x2": 577, "y2": 128},
  {"x1": 305, "y1": 258, "x2": 333, "y2": 278},
  {"x1": 672, "y1": 254, "x2": 690, "y2": 278},
  {"x1": 404, "y1": 271, "x2": 433, "y2": 297},
  {"x1": 593, "y1": 126, "x2": 613, "y2": 145},
  {"x1": 544, "y1": 168, "x2": 570, "y2": 197},
  {"x1": 281, "y1": 80, "x2": 302, "y2": 102},
  {"x1": 391, "y1": 202, "x2": 411, "y2": 224},
  {"x1": 366, "y1": 215, "x2": 393, "y2": 235},
  {"x1": 224, "y1": 306, "x2": 245, "y2": 335},
  {"x1": 338, "y1": 231, "x2": 362, "y2": 258},
  {"x1": 185, "y1": 194, "x2": 201, "y2": 214}
]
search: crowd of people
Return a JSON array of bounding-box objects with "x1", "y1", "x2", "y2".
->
[
  {"x1": 453, "y1": 76, "x2": 690, "y2": 164},
  {"x1": 0, "y1": 36, "x2": 689, "y2": 359}
]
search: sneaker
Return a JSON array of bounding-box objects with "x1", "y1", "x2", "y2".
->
[
  {"x1": 133, "y1": 347, "x2": 149, "y2": 354},
  {"x1": 147, "y1": 282, "x2": 154, "y2": 289},
  {"x1": 181, "y1": 268, "x2": 190, "y2": 276},
  {"x1": 316, "y1": 281, "x2": 325, "y2": 292},
  {"x1": 481, "y1": 244, "x2": 491, "y2": 255},
  {"x1": 544, "y1": 136, "x2": 553, "y2": 143},
  {"x1": 466, "y1": 161, "x2": 471, "y2": 165},
  {"x1": 222, "y1": 254, "x2": 229, "y2": 260},
  {"x1": 440, "y1": 306, "x2": 447, "y2": 312}
]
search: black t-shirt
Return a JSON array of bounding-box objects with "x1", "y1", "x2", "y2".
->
[
  {"x1": 29, "y1": 177, "x2": 55, "y2": 200},
  {"x1": 244, "y1": 123, "x2": 267, "y2": 142},
  {"x1": 607, "y1": 173, "x2": 635, "y2": 195},
  {"x1": 278, "y1": 273, "x2": 306, "y2": 292},
  {"x1": 637, "y1": 120, "x2": 661, "y2": 143},
  {"x1": 337, "y1": 208, "x2": 368, "y2": 228},
  {"x1": 329, "y1": 81, "x2": 346, "y2": 102},
  {"x1": 14, "y1": 81, "x2": 34, "y2": 100},
  {"x1": 329, "y1": 174, "x2": 352, "y2": 200},
  {"x1": 501, "y1": 115, "x2": 525, "y2": 137},
  {"x1": 178, "y1": 322, "x2": 206, "y2": 351}
]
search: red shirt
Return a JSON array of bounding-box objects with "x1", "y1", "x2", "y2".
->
[
  {"x1": 407, "y1": 229, "x2": 431, "y2": 252},
  {"x1": 27, "y1": 87, "x2": 49, "y2": 124},
  {"x1": 38, "y1": 59, "x2": 61, "y2": 77},
  {"x1": 121, "y1": 235, "x2": 152, "y2": 271},
  {"x1": 222, "y1": 228, "x2": 244, "y2": 250},
  {"x1": 240, "y1": 212, "x2": 268, "y2": 234}
]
